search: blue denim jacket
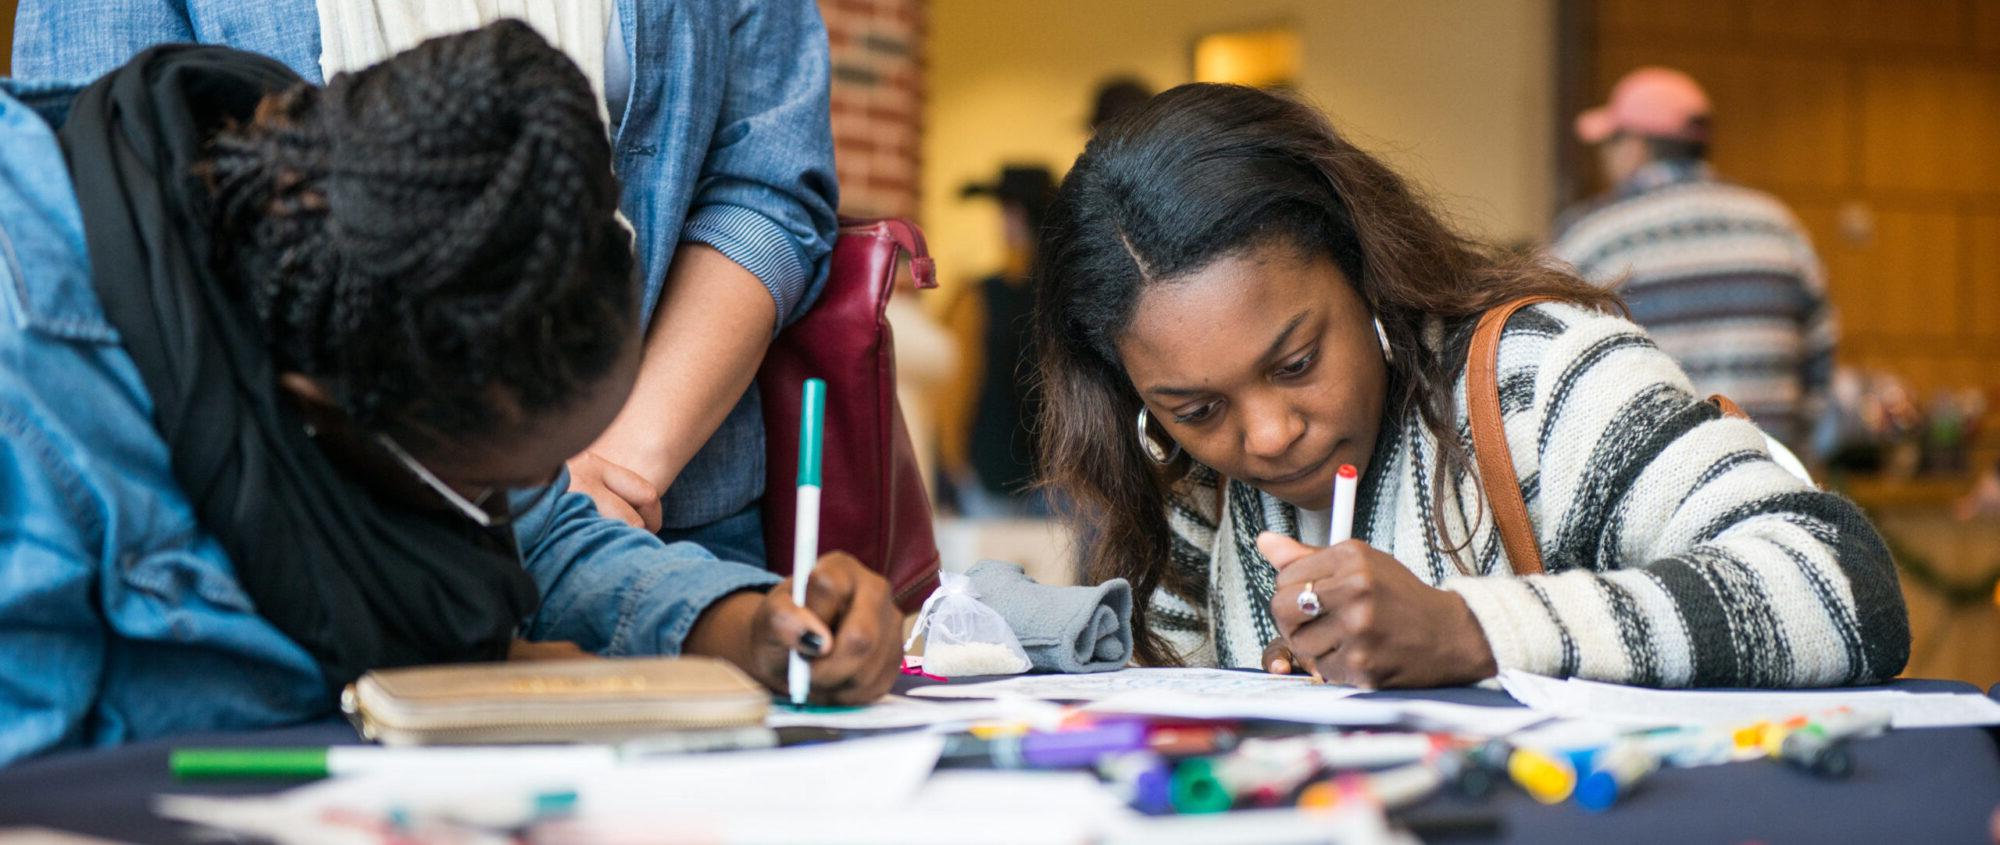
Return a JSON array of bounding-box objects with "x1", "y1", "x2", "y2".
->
[
  {"x1": 14, "y1": 0, "x2": 842, "y2": 536},
  {"x1": 0, "y1": 79, "x2": 783, "y2": 767}
]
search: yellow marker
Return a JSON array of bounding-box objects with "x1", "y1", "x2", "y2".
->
[
  {"x1": 1732, "y1": 721, "x2": 1769, "y2": 752},
  {"x1": 968, "y1": 722, "x2": 1029, "y2": 740},
  {"x1": 1507, "y1": 747, "x2": 1575, "y2": 804},
  {"x1": 1297, "y1": 779, "x2": 1344, "y2": 811}
]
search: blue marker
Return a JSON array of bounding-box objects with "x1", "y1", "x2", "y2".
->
[{"x1": 1575, "y1": 741, "x2": 1659, "y2": 812}]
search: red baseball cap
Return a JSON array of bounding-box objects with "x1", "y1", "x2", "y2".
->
[{"x1": 1576, "y1": 66, "x2": 1712, "y2": 144}]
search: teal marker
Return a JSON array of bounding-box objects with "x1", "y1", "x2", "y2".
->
[
  {"x1": 1169, "y1": 758, "x2": 1234, "y2": 814},
  {"x1": 788, "y1": 378, "x2": 827, "y2": 706}
]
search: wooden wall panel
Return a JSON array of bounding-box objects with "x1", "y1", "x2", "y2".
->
[
  {"x1": 1788, "y1": 199, "x2": 1865, "y2": 328},
  {"x1": 1596, "y1": 0, "x2": 1744, "y2": 39},
  {"x1": 1596, "y1": 45, "x2": 1851, "y2": 193},
  {"x1": 1, "y1": 0, "x2": 13, "y2": 76},
  {"x1": 1972, "y1": 215, "x2": 2000, "y2": 350},
  {"x1": 1750, "y1": 0, "x2": 1967, "y2": 49},
  {"x1": 1862, "y1": 63, "x2": 2000, "y2": 195},
  {"x1": 1797, "y1": 205, "x2": 1962, "y2": 355},
  {"x1": 1979, "y1": 0, "x2": 2000, "y2": 55},
  {"x1": 1857, "y1": 209, "x2": 1963, "y2": 339}
]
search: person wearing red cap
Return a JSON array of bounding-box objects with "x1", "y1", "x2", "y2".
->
[{"x1": 1552, "y1": 67, "x2": 1835, "y2": 455}]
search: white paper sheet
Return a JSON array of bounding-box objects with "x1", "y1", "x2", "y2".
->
[
  {"x1": 1499, "y1": 669, "x2": 2000, "y2": 729},
  {"x1": 1080, "y1": 691, "x2": 1547, "y2": 737},
  {"x1": 160, "y1": 734, "x2": 947, "y2": 844},
  {"x1": 764, "y1": 695, "x2": 1066, "y2": 731},
  {"x1": 578, "y1": 733, "x2": 944, "y2": 814},
  {"x1": 907, "y1": 667, "x2": 1354, "y2": 702},
  {"x1": 539, "y1": 772, "x2": 1412, "y2": 845},
  {"x1": 1101, "y1": 806, "x2": 1413, "y2": 845},
  {"x1": 907, "y1": 669, "x2": 1544, "y2": 736}
]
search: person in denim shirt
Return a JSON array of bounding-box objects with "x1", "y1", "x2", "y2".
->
[
  {"x1": 0, "y1": 23, "x2": 898, "y2": 767},
  {"x1": 16, "y1": 0, "x2": 842, "y2": 566}
]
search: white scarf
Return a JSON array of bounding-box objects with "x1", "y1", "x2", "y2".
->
[{"x1": 315, "y1": 0, "x2": 612, "y2": 118}]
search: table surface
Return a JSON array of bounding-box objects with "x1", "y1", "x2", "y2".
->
[{"x1": 2, "y1": 680, "x2": 1997, "y2": 844}]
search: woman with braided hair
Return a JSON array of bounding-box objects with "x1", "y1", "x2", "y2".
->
[
  {"x1": 0, "y1": 22, "x2": 899, "y2": 766},
  {"x1": 18, "y1": 0, "x2": 842, "y2": 564}
]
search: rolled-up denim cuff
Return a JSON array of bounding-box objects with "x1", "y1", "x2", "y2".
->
[{"x1": 682, "y1": 204, "x2": 814, "y2": 334}]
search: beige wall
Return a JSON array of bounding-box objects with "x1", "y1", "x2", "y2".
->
[{"x1": 922, "y1": 0, "x2": 1558, "y2": 296}]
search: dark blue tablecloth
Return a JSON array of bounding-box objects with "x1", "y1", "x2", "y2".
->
[{"x1": 2, "y1": 680, "x2": 1995, "y2": 843}]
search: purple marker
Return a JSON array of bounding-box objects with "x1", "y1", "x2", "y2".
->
[
  {"x1": 940, "y1": 721, "x2": 1150, "y2": 769},
  {"x1": 1100, "y1": 751, "x2": 1174, "y2": 815}
]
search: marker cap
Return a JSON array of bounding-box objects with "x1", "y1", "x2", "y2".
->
[{"x1": 797, "y1": 378, "x2": 825, "y2": 487}]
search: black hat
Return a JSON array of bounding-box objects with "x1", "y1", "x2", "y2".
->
[
  {"x1": 959, "y1": 165, "x2": 1056, "y2": 212},
  {"x1": 1089, "y1": 77, "x2": 1154, "y2": 130}
]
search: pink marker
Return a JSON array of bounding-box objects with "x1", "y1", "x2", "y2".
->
[{"x1": 1328, "y1": 464, "x2": 1358, "y2": 546}]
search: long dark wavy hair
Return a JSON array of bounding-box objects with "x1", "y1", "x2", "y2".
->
[{"x1": 1033, "y1": 83, "x2": 1621, "y2": 665}]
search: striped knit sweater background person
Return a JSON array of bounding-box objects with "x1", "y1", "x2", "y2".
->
[
  {"x1": 1151, "y1": 302, "x2": 1908, "y2": 688},
  {"x1": 1550, "y1": 160, "x2": 1835, "y2": 452}
]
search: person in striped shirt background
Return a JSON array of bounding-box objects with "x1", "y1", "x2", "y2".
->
[{"x1": 1552, "y1": 67, "x2": 1835, "y2": 456}]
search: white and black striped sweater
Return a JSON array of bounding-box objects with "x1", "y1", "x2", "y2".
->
[{"x1": 1152, "y1": 302, "x2": 1909, "y2": 687}]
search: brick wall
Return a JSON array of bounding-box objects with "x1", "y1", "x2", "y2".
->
[{"x1": 820, "y1": 0, "x2": 924, "y2": 219}]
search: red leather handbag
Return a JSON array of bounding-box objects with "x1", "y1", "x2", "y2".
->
[{"x1": 759, "y1": 218, "x2": 942, "y2": 612}]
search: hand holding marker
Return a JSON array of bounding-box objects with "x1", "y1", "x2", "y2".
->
[
  {"x1": 788, "y1": 378, "x2": 826, "y2": 706},
  {"x1": 1328, "y1": 464, "x2": 1357, "y2": 547},
  {"x1": 1291, "y1": 464, "x2": 1358, "y2": 683}
]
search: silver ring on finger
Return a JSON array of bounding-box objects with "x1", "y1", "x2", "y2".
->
[{"x1": 1297, "y1": 580, "x2": 1323, "y2": 619}]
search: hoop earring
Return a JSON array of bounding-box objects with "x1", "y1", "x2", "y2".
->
[
  {"x1": 1373, "y1": 316, "x2": 1394, "y2": 363},
  {"x1": 1135, "y1": 407, "x2": 1182, "y2": 465}
]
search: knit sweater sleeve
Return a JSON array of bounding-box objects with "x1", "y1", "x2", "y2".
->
[
  {"x1": 1443, "y1": 304, "x2": 1909, "y2": 688},
  {"x1": 1149, "y1": 467, "x2": 1223, "y2": 657}
]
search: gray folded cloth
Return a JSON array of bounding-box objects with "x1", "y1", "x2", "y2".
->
[{"x1": 965, "y1": 560, "x2": 1132, "y2": 674}]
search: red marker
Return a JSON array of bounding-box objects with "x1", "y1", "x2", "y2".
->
[{"x1": 1328, "y1": 464, "x2": 1358, "y2": 546}]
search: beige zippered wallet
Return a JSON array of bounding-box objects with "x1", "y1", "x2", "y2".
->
[{"x1": 341, "y1": 656, "x2": 769, "y2": 746}]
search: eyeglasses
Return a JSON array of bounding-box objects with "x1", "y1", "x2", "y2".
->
[{"x1": 375, "y1": 433, "x2": 562, "y2": 529}]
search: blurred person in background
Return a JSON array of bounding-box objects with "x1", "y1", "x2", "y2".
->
[
  {"x1": 953, "y1": 166, "x2": 1058, "y2": 517},
  {"x1": 1090, "y1": 75, "x2": 1155, "y2": 131},
  {"x1": 15, "y1": 0, "x2": 841, "y2": 568},
  {"x1": 1551, "y1": 67, "x2": 1834, "y2": 455}
]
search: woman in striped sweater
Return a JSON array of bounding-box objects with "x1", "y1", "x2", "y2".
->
[{"x1": 1033, "y1": 83, "x2": 1908, "y2": 688}]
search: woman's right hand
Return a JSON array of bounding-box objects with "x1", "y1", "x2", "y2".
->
[
  {"x1": 566, "y1": 450, "x2": 664, "y2": 532},
  {"x1": 685, "y1": 551, "x2": 902, "y2": 705},
  {"x1": 1262, "y1": 638, "x2": 1304, "y2": 676}
]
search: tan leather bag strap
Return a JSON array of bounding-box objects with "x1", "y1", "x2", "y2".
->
[
  {"x1": 1709, "y1": 393, "x2": 1748, "y2": 420},
  {"x1": 1466, "y1": 298, "x2": 1751, "y2": 578},
  {"x1": 1465, "y1": 295, "x2": 1561, "y2": 576}
]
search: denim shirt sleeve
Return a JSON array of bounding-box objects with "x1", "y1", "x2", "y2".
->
[
  {"x1": 11, "y1": 0, "x2": 194, "y2": 81},
  {"x1": 510, "y1": 476, "x2": 780, "y2": 656},
  {"x1": 679, "y1": 0, "x2": 840, "y2": 332},
  {"x1": 0, "y1": 406, "x2": 107, "y2": 765}
]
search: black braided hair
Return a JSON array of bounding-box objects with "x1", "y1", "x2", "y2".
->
[{"x1": 204, "y1": 20, "x2": 634, "y2": 440}]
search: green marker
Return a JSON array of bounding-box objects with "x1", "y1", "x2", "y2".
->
[
  {"x1": 169, "y1": 746, "x2": 617, "y2": 780},
  {"x1": 788, "y1": 377, "x2": 827, "y2": 706},
  {"x1": 172, "y1": 747, "x2": 334, "y2": 779}
]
